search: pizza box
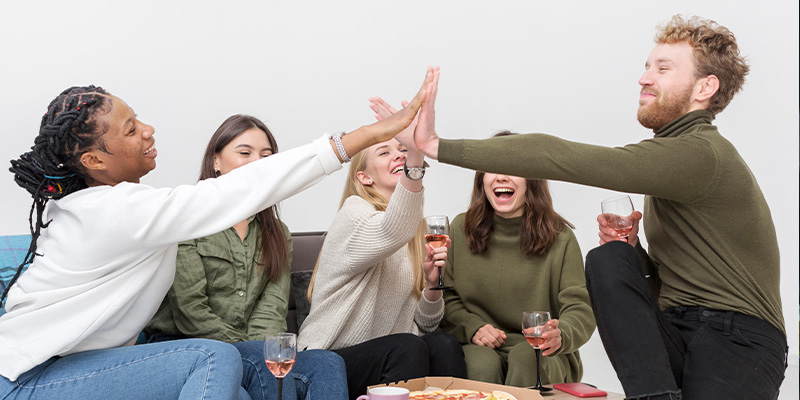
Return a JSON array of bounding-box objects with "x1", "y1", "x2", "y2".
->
[{"x1": 369, "y1": 376, "x2": 542, "y2": 400}]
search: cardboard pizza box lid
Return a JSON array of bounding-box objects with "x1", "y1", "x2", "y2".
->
[{"x1": 370, "y1": 376, "x2": 542, "y2": 400}]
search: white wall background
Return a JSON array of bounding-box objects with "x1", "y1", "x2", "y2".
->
[{"x1": 1, "y1": 0, "x2": 797, "y2": 393}]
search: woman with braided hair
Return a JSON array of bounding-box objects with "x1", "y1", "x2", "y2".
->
[{"x1": 0, "y1": 69, "x2": 432, "y2": 400}]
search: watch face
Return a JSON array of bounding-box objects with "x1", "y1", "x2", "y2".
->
[
  {"x1": 405, "y1": 164, "x2": 425, "y2": 180},
  {"x1": 408, "y1": 168, "x2": 424, "y2": 179}
]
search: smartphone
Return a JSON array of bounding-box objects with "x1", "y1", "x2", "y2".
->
[{"x1": 552, "y1": 383, "x2": 608, "y2": 398}]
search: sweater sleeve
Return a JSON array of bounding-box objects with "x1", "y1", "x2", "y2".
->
[
  {"x1": 551, "y1": 231, "x2": 596, "y2": 356},
  {"x1": 438, "y1": 132, "x2": 719, "y2": 203},
  {"x1": 168, "y1": 240, "x2": 248, "y2": 342},
  {"x1": 112, "y1": 135, "x2": 341, "y2": 249},
  {"x1": 414, "y1": 291, "x2": 444, "y2": 334},
  {"x1": 339, "y1": 183, "x2": 424, "y2": 275},
  {"x1": 246, "y1": 228, "x2": 292, "y2": 339}
]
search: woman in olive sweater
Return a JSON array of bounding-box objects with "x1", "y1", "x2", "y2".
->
[{"x1": 440, "y1": 133, "x2": 595, "y2": 387}]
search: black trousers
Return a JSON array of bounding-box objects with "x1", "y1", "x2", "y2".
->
[
  {"x1": 333, "y1": 331, "x2": 467, "y2": 400},
  {"x1": 585, "y1": 241, "x2": 788, "y2": 400}
]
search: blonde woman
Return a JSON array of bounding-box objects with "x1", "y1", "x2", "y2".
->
[{"x1": 298, "y1": 69, "x2": 466, "y2": 400}]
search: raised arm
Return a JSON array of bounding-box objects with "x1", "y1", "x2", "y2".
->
[{"x1": 339, "y1": 66, "x2": 434, "y2": 161}]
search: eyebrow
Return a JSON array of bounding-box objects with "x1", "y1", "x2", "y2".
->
[
  {"x1": 373, "y1": 145, "x2": 389, "y2": 153},
  {"x1": 234, "y1": 144, "x2": 273, "y2": 152}
]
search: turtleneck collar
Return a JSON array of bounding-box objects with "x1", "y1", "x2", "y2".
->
[
  {"x1": 493, "y1": 213, "x2": 523, "y2": 232},
  {"x1": 653, "y1": 110, "x2": 715, "y2": 139}
]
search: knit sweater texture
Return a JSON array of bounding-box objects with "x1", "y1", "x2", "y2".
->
[
  {"x1": 441, "y1": 213, "x2": 595, "y2": 381},
  {"x1": 0, "y1": 135, "x2": 341, "y2": 381},
  {"x1": 298, "y1": 183, "x2": 443, "y2": 351},
  {"x1": 438, "y1": 110, "x2": 784, "y2": 334}
]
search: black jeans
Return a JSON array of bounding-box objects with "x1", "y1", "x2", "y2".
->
[
  {"x1": 333, "y1": 331, "x2": 467, "y2": 400},
  {"x1": 585, "y1": 241, "x2": 788, "y2": 400}
]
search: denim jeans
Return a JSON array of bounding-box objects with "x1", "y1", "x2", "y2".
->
[
  {"x1": 0, "y1": 338, "x2": 249, "y2": 400},
  {"x1": 333, "y1": 332, "x2": 467, "y2": 400},
  {"x1": 585, "y1": 241, "x2": 788, "y2": 400},
  {"x1": 233, "y1": 341, "x2": 347, "y2": 400}
]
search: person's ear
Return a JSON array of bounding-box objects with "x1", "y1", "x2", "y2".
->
[
  {"x1": 356, "y1": 171, "x2": 373, "y2": 185},
  {"x1": 80, "y1": 151, "x2": 106, "y2": 171},
  {"x1": 213, "y1": 155, "x2": 221, "y2": 175},
  {"x1": 694, "y1": 74, "x2": 719, "y2": 104}
]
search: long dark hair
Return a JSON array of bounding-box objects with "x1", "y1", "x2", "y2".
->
[
  {"x1": 464, "y1": 131, "x2": 573, "y2": 256},
  {"x1": 5, "y1": 86, "x2": 113, "y2": 306},
  {"x1": 200, "y1": 114, "x2": 288, "y2": 281}
]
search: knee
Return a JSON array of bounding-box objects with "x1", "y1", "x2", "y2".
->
[
  {"x1": 423, "y1": 332, "x2": 463, "y2": 358},
  {"x1": 463, "y1": 345, "x2": 503, "y2": 381},
  {"x1": 585, "y1": 241, "x2": 639, "y2": 288},
  {"x1": 391, "y1": 334, "x2": 429, "y2": 363},
  {"x1": 188, "y1": 339, "x2": 244, "y2": 375},
  {"x1": 506, "y1": 341, "x2": 534, "y2": 365},
  {"x1": 298, "y1": 349, "x2": 346, "y2": 374}
]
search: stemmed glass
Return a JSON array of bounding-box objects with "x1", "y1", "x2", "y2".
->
[
  {"x1": 522, "y1": 311, "x2": 553, "y2": 392},
  {"x1": 264, "y1": 332, "x2": 297, "y2": 400},
  {"x1": 601, "y1": 195, "x2": 635, "y2": 239},
  {"x1": 424, "y1": 215, "x2": 452, "y2": 290}
]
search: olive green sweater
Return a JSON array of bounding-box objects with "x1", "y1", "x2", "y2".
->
[
  {"x1": 438, "y1": 110, "x2": 784, "y2": 335},
  {"x1": 440, "y1": 213, "x2": 595, "y2": 381}
]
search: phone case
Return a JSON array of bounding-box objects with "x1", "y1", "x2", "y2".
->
[{"x1": 552, "y1": 383, "x2": 608, "y2": 398}]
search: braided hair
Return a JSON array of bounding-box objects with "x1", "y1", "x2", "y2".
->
[{"x1": 4, "y1": 85, "x2": 112, "y2": 306}]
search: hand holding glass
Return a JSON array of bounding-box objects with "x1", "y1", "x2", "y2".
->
[
  {"x1": 601, "y1": 195, "x2": 635, "y2": 238},
  {"x1": 264, "y1": 332, "x2": 297, "y2": 400},
  {"x1": 424, "y1": 215, "x2": 452, "y2": 291},
  {"x1": 522, "y1": 311, "x2": 553, "y2": 392}
]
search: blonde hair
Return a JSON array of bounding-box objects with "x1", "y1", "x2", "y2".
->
[
  {"x1": 307, "y1": 148, "x2": 427, "y2": 301},
  {"x1": 656, "y1": 15, "x2": 749, "y2": 114}
]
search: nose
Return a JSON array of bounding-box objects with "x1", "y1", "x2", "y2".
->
[
  {"x1": 393, "y1": 149, "x2": 406, "y2": 161},
  {"x1": 638, "y1": 68, "x2": 654, "y2": 87},
  {"x1": 141, "y1": 122, "x2": 155, "y2": 139}
]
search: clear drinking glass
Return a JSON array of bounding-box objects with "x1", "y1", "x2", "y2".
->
[
  {"x1": 264, "y1": 332, "x2": 297, "y2": 400},
  {"x1": 424, "y1": 215, "x2": 452, "y2": 290},
  {"x1": 601, "y1": 195, "x2": 635, "y2": 238},
  {"x1": 522, "y1": 311, "x2": 553, "y2": 392}
]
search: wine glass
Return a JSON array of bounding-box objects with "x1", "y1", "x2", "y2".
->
[
  {"x1": 522, "y1": 311, "x2": 553, "y2": 392},
  {"x1": 264, "y1": 332, "x2": 297, "y2": 400},
  {"x1": 424, "y1": 215, "x2": 452, "y2": 291},
  {"x1": 601, "y1": 195, "x2": 635, "y2": 239}
]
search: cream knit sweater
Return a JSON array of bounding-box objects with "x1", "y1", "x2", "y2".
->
[{"x1": 298, "y1": 184, "x2": 443, "y2": 351}]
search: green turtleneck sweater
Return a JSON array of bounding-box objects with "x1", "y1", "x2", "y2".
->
[
  {"x1": 438, "y1": 110, "x2": 784, "y2": 335},
  {"x1": 440, "y1": 213, "x2": 595, "y2": 382}
]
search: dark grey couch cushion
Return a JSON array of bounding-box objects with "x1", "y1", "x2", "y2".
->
[{"x1": 289, "y1": 270, "x2": 313, "y2": 332}]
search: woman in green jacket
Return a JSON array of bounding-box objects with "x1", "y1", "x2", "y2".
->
[
  {"x1": 145, "y1": 114, "x2": 347, "y2": 400},
  {"x1": 440, "y1": 132, "x2": 596, "y2": 387}
]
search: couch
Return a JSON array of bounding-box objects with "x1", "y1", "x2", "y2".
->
[{"x1": 0, "y1": 232, "x2": 326, "y2": 334}]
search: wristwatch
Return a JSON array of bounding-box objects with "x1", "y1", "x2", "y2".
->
[{"x1": 403, "y1": 161, "x2": 429, "y2": 181}]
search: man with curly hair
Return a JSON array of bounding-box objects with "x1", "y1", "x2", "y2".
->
[{"x1": 409, "y1": 15, "x2": 788, "y2": 400}]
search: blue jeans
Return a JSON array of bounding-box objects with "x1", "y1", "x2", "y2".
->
[
  {"x1": 233, "y1": 341, "x2": 347, "y2": 400},
  {"x1": 0, "y1": 339, "x2": 249, "y2": 400}
]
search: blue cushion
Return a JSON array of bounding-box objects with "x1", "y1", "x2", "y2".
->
[{"x1": 0, "y1": 234, "x2": 33, "y2": 316}]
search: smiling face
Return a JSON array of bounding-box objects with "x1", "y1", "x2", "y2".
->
[
  {"x1": 80, "y1": 95, "x2": 157, "y2": 186},
  {"x1": 482, "y1": 172, "x2": 528, "y2": 218},
  {"x1": 357, "y1": 138, "x2": 407, "y2": 200},
  {"x1": 213, "y1": 128, "x2": 274, "y2": 175},
  {"x1": 637, "y1": 42, "x2": 699, "y2": 130}
]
